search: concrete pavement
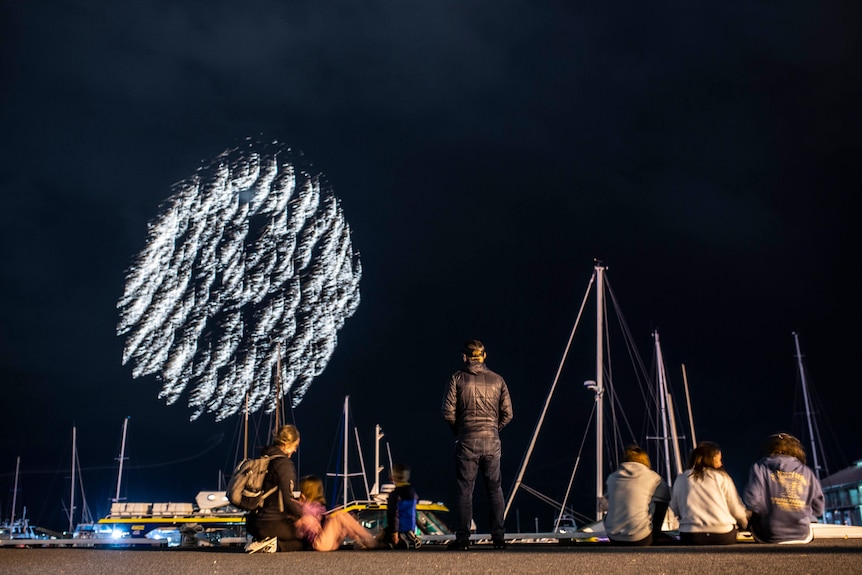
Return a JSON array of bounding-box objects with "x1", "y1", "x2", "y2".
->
[{"x1": 1, "y1": 539, "x2": 861, "y2": 575}]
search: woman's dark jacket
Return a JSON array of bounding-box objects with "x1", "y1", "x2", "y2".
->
[{"x1": 253, "y1": 444, "x2": 303, "y2": 521}]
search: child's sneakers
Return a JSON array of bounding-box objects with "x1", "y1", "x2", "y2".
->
[
  {"x1": 245, "y1": 536, "x2": 277, "y2": 553},
  {"x1": 403, "y1": 530, "x2": 422, "y2": 549}
]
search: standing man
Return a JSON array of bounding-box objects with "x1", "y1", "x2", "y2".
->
[{"x1": 442, "y1": 339, "x2": 513, "y2": 550}]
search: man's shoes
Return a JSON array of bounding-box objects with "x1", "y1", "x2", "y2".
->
[
  {"x1": 245, "y1": 536, "x2": 277, "y2": 553},
  {"x1": 447, "y1": 539, "x2": 469, "y2": 551},
  {"x1": 492, "y1": 539, "x2": 506, "y2": 549}
]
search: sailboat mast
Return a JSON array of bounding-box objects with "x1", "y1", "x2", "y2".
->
[
  {"x1": 594, "y1": 263, "x2": 605, "y2": 521},
  {"x1": 244, "y1": 391, "x2": 249, "y2": 460},
  {"x1": 681, "y1": 364, "x2": 697, "y2": 448},
  {"x1": 793, "y1": 332, "x2": 822, "y2": 479},
  {"x1": 343, "y1": 396, "x2": 349, "y2": 507},
  {"x1": 114, "y1": 417, "x2": 129, "y2": 503},
  {"x1": 372, "y1": 424, "x2": 384, "y2": 496},
  {"x1": 274, "y1": 342, "x2": 283, "y2": 432},
  {"x1": 665, "y1": 393, "x2": 683, "y2": 476},
  {"x1": 70, "y1": 426, "x2": 77, "y2": 533},
  {"x1": 10, "y1": 456, "x2": 19, "y2": 525},
  {"x1": 653, "y1": 332, "x2": 674, "y2": 483},
  {"x1": 353, "y1": 426, "x2": 371, "y2": 499}
]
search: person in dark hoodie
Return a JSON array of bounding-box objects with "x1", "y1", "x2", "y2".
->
[
  {"x1": 743, "y1": 433, "x2": 825, "y2": 544},
  {"x1": 441, "y1": 339, "x2": 513, "y2": 550},
  {"x1": 245, "y1": 424, "x2": 305, "y2": 553},
  {"x1": 604, "y1": 445, "x2": 671, "y2": 546}
]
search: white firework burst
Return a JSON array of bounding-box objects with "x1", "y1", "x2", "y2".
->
[{"x1": 117, "y1": 141, "x2": 361, "y2": 421}]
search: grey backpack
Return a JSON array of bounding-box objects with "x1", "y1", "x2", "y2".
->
[{"x1": 226, "y1": 454, "x2": 285, "y2": 510}]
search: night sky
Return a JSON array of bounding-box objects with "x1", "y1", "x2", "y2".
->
[{"x1": 1, "y1": 1, "x2": 859, "y2": 534}]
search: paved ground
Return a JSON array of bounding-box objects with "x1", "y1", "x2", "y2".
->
[{"x1": 1, "y1": 539, "x2": 861, "y2": 575}]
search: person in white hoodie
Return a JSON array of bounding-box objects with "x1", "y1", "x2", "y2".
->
[
  {"x1": 604, "y1": 445, "x2": 671, "y2": 546},
  {"x1": 670, "y1": 441, "x2": 749, "y2": 545}
]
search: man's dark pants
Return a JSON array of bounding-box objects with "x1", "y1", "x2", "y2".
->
[{"x1": 454, "y1": 433, "x2": 504, "y2": 542}]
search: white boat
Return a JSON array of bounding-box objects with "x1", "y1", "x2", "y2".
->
[
  {"x1": 64, "y1": 424, "x2": 110, "y2": 540},
  {"x1": 92, "y1": 417, "x2": 249, "y2": 546},
  {"x1": 0, "y1": 514, "x2": 42, "y2": 542},
  {"x1": 96, "y1": 491, "x2": 248, "y2": 546},
  {"x1": 0, "y1": 457, "x2": 51, "y2": 543}
]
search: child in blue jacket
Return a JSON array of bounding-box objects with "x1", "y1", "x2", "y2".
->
[{"x1": 380, "y1": 463, "x2": 421, "y2": 549}]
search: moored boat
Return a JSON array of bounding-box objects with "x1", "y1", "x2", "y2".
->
[{"x1": 96, "y1": 490, "x2": 247, "y2": 546}]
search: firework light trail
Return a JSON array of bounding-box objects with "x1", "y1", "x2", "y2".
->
[{"x1": 117, "y1": 141, "x2": 362, "y2": 421}]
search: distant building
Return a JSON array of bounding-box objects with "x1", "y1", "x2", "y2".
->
[{"x1": 821, "y1": 459, "x2": 862, "y2": 526}]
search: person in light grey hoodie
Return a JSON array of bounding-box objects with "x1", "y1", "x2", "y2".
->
[{"x1": 604, "y1": 445, "x2": 671, "y2": 546}]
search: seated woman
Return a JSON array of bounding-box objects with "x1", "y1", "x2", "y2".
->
[
  {"x1": 604, "y1": 445, "x2": 672, "y2": 546},
  {"x1": 670, "y1": 441, "x2": 749, "y2": 545},
  {"x1": 295, "y1": 475, "x2": 378, "y2": 551},
  {"x1": 245, "y1": 424, "x2": 305, "y2": 553},
  {"x1": 743, "y1": 433, "x2": 824, "y2": 544}
]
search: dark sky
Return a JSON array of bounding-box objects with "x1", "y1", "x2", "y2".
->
[{"x1": 1, "y1": 1, "x2": 860, "y2": 534}]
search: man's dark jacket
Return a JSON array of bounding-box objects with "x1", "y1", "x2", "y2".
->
[{"x1": 441, "y1": 360, "x2": 513, "y2": 437}]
